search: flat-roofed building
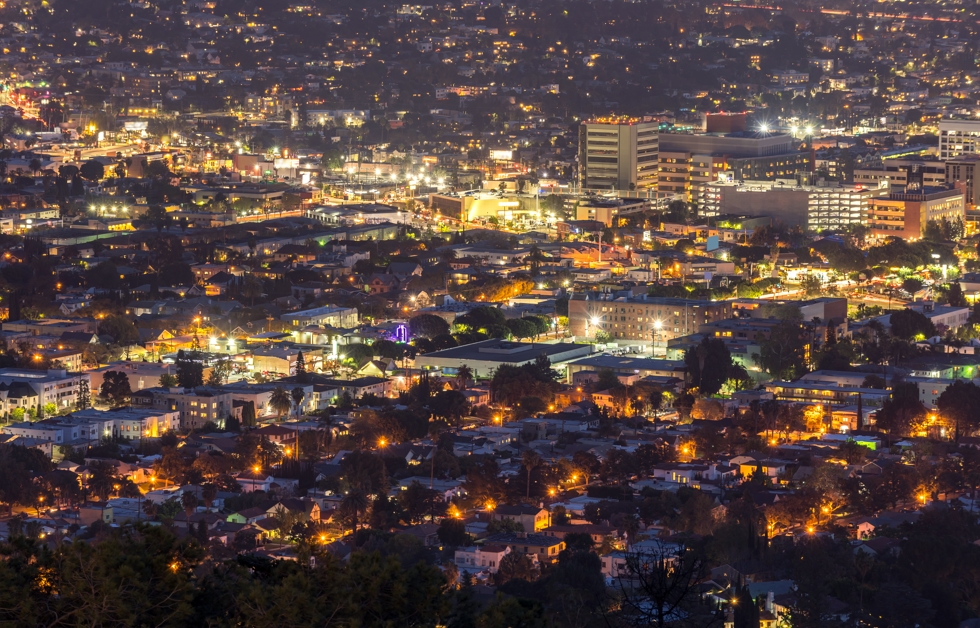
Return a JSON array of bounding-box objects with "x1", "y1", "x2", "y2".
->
[
  {"x1": 658, "y1": 132, "x2": 809, "y2": 203},
  {"x1": 564, "y1": 355, "x2": 687, "y2": 383},
  {"x1": 131, "y1": 387, "x2": 237, "y2": 430},
  {"x1": 869, "y1": 186, "x2": 965, "y2": 240},
  {"x1": 0, "y1": 368, "x2": 91, "y2": 413},
  {"x1": 280, "y1": 306, "x2": 359, "y2": 328},
  {"x1": 578, "y1": 118, "x2": 659, "y2": 190},
  {"x1": 567, "y1": 294, "x2": 732, "y2": 349},
  {"x1": 939, "y1": 119, "x2": 980, "y2": 160},
  {"x1": 414, "y1": 339, "x2": 594, "y2": 379},
  {"x1": 702, "y1": 177, "x2": 887, "y2": 230}
]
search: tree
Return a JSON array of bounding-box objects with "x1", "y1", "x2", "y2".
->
[
  {"x1": 455, "y1": 364, "x2": 473, "y2": 391},
  {"x1": 295, "y1": 351, "x2": 310, "y2": 383},
  {"x1": 522, "y1": 450, "x2": 541, "y2": 499},
  {"x1": 875, "y1": 382, "x2": 926, "y2": 440},
  {"x1": 99, "y1": 371, "x2": 132, "y2": 406},
  {"x1": 430, "y1": 390, "x2": 469, "y2": 425},
  {"x1": 889, "y1": 308, "x2": 936, "y2": 340},
  {"x1": 76, "y1": 379, "x2": 90, "y2": 410},
  {"x1": 269, "y1": 387, "x2": 292, "y2": 422},
  {"x1": 758, "y1": 318, "x2": 808, "y2": 380},
  {"x1": 947, "y1": 282, "x2": 968, "y2": 308},
  {"x1": 79, "y1": 160, "x2": 105, "y2": 181},
  {"x1": 409, "y1": 314, "x2": 451, "y2": 339},
  {"x1": 684, "y1": 337, "x2": 734, "y2": 396},
  {"x1": 175, "y1": 359, "x2": 204, "y2": 389},
  {"x1": 181, "y1": 490, "x2": 198, "y2": 532},
  {"x1": 937, "y1": 380, "x2": 980, "y2": 441},
  {"x1": 339, "y1": 487, "x2": 369, "y2": 535},
  {"x1": 615, "y1": 543, "x2": 719, "y2": 628},
  {"x1": 495, "y1": 552, "x2": 539, "y2": 585},
  {"x1": 240, "y1": 400, "x2": 257, "y2": 427},
  {"x1": 437, "y1": 518, "x2": 471, "y2": 548},
  {"x1": 291, "y1": 387, "x2": 306, "y2": 419},
  {"x1": 206, "y1": 359, "x2": 231, "y2": 386},
  {"x1": 861, "y1": 374, "x2": 887, "y2": 389},
  {"x1": 87, "y1": 460, "x2": 118, "y2": 503},
  {"x1": 159, "y1": 373, "x2": 178, "y2": 388}
]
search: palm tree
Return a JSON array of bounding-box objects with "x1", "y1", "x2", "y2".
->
[
  {"x1": 455, "y1": 364, "x2": 473, "y2": 391},
  {"x1": 340, "y1": 488, "x2": 369, "y2": 537},
  {"x1": 269, "y1": 386, "x2": 292, "y2": 422},
  {"x1": 291, "y1": 387, "x2": 305, "y2": 419},
  {"x1": 201, "y1": 484, "x2": 217, "y2": 512},
  {"x1": 522, "y1": 450, "x2": 541, "y2": 499},
  {"x1": 87, "y1": 461, "x2": 117, "y2": 504},
  {"x1": 28, "y1": 158, "x2": 42, "y2": 176},
  {"x1": 440, "y1": 248, "x2": 458, "y2": 265},
  {"x1": 181, "y1": 490, "x2": 198, "y2": 531}
]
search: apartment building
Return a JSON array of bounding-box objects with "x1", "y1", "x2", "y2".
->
[
  {"x1": 578, "y1": 118, "x2": 659, "y2": 190},
  {"x1": 131, "y1": 387, "x2": 237, "y2": 430},
  {"x1": 568, "y1": 294, "x2": 732, "y2": 345},
  {"x1": 0, "y1": 368, "x2": 91, "y2": 413}
]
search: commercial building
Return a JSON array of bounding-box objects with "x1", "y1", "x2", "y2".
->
[
  {"x1": 657, "y1": 132, "x2": 810, "y2": 203},
  {"x1": 428, "y1": 193, "x2": 543, "y2": 223},
  {"x1": 564, "y1": 355, "x2": 687, "y2": 383},
  {"x1": 701, "y1": 177, "x2": 887, "y2": 230},
  {"x1": 578, "y1": 118, "x2": 659, "y2": 190},
  {"x1": 280, "y1": 305, "x2": 359, "y2": 328},
  {"x1": 853, "y1": 159, "x2": 946, "y2": 189},
  {"x1": 567, "y1": 294, "x2": 732, "y2": 349},
  {"x1": 939, "y1": 119, "x2": 980, "y2": 160},
  {"x1": 945, "y1": 157, "x2": 980, "y2": 209},
  {"x1": 868, "y1": 186, "x2": 965, "y2": 240},
  {"x1": 414, "y1": 339, "x2": 594, "y2": 379}
]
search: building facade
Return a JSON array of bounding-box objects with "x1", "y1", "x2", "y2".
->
[
  {"x1": 578, "y1": 118, "x2": 659, "y2": 190},
  {"x1": 701, "y1": 178, "x2": 887, "y2": 230},
  {"x1": 939, "y1": 119, "x2": 980, "y2": 160},
  {"x1": 868, "y1": 186, "x2": 965, "y2": 240},
  {"x1": 568, "y1": 294, "x2": 732, "y2": 346}
]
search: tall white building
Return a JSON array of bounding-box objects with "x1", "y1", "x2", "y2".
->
[
  {"x1": 939, "y1": 119, "x2": 980, "y2": 160},
  {"x1": 578, "y1": 118, "x2": 659, "y2": 191}
]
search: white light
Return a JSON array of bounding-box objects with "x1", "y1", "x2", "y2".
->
[
  {"x1": 654, "y1": 320, "x2": 663, "y2": 330},
  {"x1": 760, "y1": 124, "x2": 769, "y2": 133},
  {"x1": 805, "y1": 126, "x2": 814, "y2": 135},
  {"x1": 590, "y1": 316, "x2": 600, "y2": 326},
  {"x1": 791, "y1": 126, "x2": 798, "y2": 135}
]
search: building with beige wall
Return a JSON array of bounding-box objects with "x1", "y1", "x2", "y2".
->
[
  {"x1": 869, "y1": 186, "x2": 965, "y2": 240},
  {"x1": 578, "y1": 118, "x2": 659, "y2": 190}
]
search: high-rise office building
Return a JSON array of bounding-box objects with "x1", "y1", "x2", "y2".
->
[
  {"x1": 657, "y1": 132, "x2": 810, "y2": 205},
  {"x1": 945, "y1": 157, "x2": 980, "y2": 209},
  {"x1": 939, "y1": 119, "x2": 980, "y2": 160},
  {"x1": 578, "y1": 118, "x2": 659, "y2": 191}
]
